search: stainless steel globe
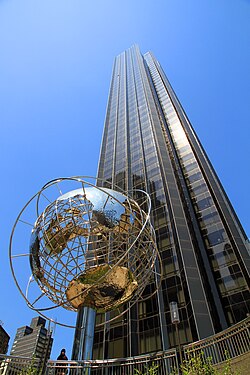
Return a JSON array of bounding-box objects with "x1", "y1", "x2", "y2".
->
[
  {"x1": 10, "y1": 177, "x2": 161, "y2": 326},
  {"x1": 30, "y1": 187, "x2": 153, "y2": 312}
]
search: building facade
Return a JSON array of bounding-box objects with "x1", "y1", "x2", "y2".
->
[
  {"x1": 0, "y1": 324, "x2": 10, "y2": 354},
  {"x1": 10, "y1": 317, "x2": 53, "y2": 372},
  {"x1": 93, "y1": 45, "x2": 250, "y2": 359}
]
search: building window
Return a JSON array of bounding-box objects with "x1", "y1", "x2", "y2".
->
[
  {"x1": 205, "y1": 229, "x2": 226, "y2": 247},
  {"x1": 196, "y1": 196, "x2": 213, "y2": 211}
]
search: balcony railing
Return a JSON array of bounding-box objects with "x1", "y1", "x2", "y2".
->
[
  {"x1": 47, "y1": 349, "x2": 178, "y2": 375},
  {"x1": 0, "y1": 350, "x2": 178, "y2": 375},
  {"x1": 0, "y1": 316, "x2": 249, "y2": 374},
  {"x1": 183, "y1": 315, "x2": 250, "y2": 365}
]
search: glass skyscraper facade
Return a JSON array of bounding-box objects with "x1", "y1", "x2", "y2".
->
[{"x1": 93, "y1": 45, "x2": 250, "y2": 359}]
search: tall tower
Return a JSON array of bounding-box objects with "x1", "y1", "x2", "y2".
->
[{"x1": 94, "y1": 45, "x2": 250, "y2": 359}]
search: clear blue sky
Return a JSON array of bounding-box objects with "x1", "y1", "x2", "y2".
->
[{"x1": 0, "y1": 0, "x2": 249, "y2": 359}]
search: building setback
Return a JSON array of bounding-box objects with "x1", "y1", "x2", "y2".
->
[
  {"x1": 93, "y1": 45, "x2": 250, "y2": 358},
  {"x1": 10, "y1": 317, "x2": 53, "y2": 372}
]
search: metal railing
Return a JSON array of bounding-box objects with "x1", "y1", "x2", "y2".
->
[
  {"x1": 46, "y1": 349, "x2": 178, "y2": 375},
  {"x1": 1, "y1": 316, "x2": 250, "y2": 374},
  {"x1": 183, "y1": 316, "x2": 250, "y2": 364},
  {"x1": 0, "y1": 355, "x2": 40, "y2": 374}
]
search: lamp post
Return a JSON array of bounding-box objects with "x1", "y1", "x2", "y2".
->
[{"x1": 170, "y1": 302, "x2": 183, "y2": 366}]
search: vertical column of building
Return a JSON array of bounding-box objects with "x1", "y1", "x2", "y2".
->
[
  {"x1": 94, "y1": 56, "x2": 119, "y2": 360},
  {"x1": 98, "y1": 55, "x2": 121, "y2": 186},
  {"x1": 130, "y1": 46, "x2": 169, "y2": 352},
  {"x1": 107, "y1": 51, "x2": 130, "y2": 358},
  {"x1": 113, "y1": 52, "x2": 128, "y2": 192},
  {"x1": 125, "y1": 47, "x2": 141, "y2": 356},
  {"x1": 132, "y1": 46, "x2": 215, "y2": 342},
  {"x1": 144, "y1": 52, "x2": 250, "y2": 326},
  {"x1": 144, "y1": 52, "x2": 227, "y2": 332},
  {"x1": 95, "y1": 53, "x2": 129, "y2": 359},
  {"x1": 97, "y1": 58, "x2": 116, "y2": 184}
]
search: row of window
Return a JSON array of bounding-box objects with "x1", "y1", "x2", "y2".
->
[{"x1": 147, "y1": 63, "x2": 250, "y2": 324}]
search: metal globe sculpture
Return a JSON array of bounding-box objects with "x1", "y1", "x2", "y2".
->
[{"x1": 10, "y1": 177, "x2": 161, "y2": 327}]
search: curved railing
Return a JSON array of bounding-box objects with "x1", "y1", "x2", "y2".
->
[
  {"x1": 1, "y1": 316, "x2": 249, "y2": 374},
  {"x1": 47, "y1": 349, "x2": 178, "y2": 375},
  {"x1": 183, "y1": 315, "x2": 250, "y2": 364}
]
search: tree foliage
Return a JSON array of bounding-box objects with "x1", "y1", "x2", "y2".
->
[{"x1": 175, "y1": 351, "x2": 240, "y2": 375}]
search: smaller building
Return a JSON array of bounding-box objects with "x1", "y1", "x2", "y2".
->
[
  {"x1": 0, "y1": 323, "x2": 10, "y2": 354},
  {"x1": 10, "y1": 316, "x2": 53, "y2": 373}
]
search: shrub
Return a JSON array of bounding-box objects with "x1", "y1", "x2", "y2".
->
[
  {"x1": 134, "y1": 361, "x2": 159, "y2": 375},
  {"x1": 177, "y1": 351, "x2": 240, "y2": 375}
]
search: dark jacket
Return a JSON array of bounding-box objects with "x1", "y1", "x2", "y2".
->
[{"x1": 55, "y1": 353, "x2": 68, "y2": 374}]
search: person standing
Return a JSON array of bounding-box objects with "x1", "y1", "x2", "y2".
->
[{"x1": 55, "y1": 348, "x2": 68, "y2": 375}]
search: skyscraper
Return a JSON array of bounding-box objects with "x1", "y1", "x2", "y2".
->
[
  {"x1": 10, "y1": 317, "x2": 53, "y2": 373},
  {"x1": 93, "y1": 45, "x2": 250, "y2": 359}
]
